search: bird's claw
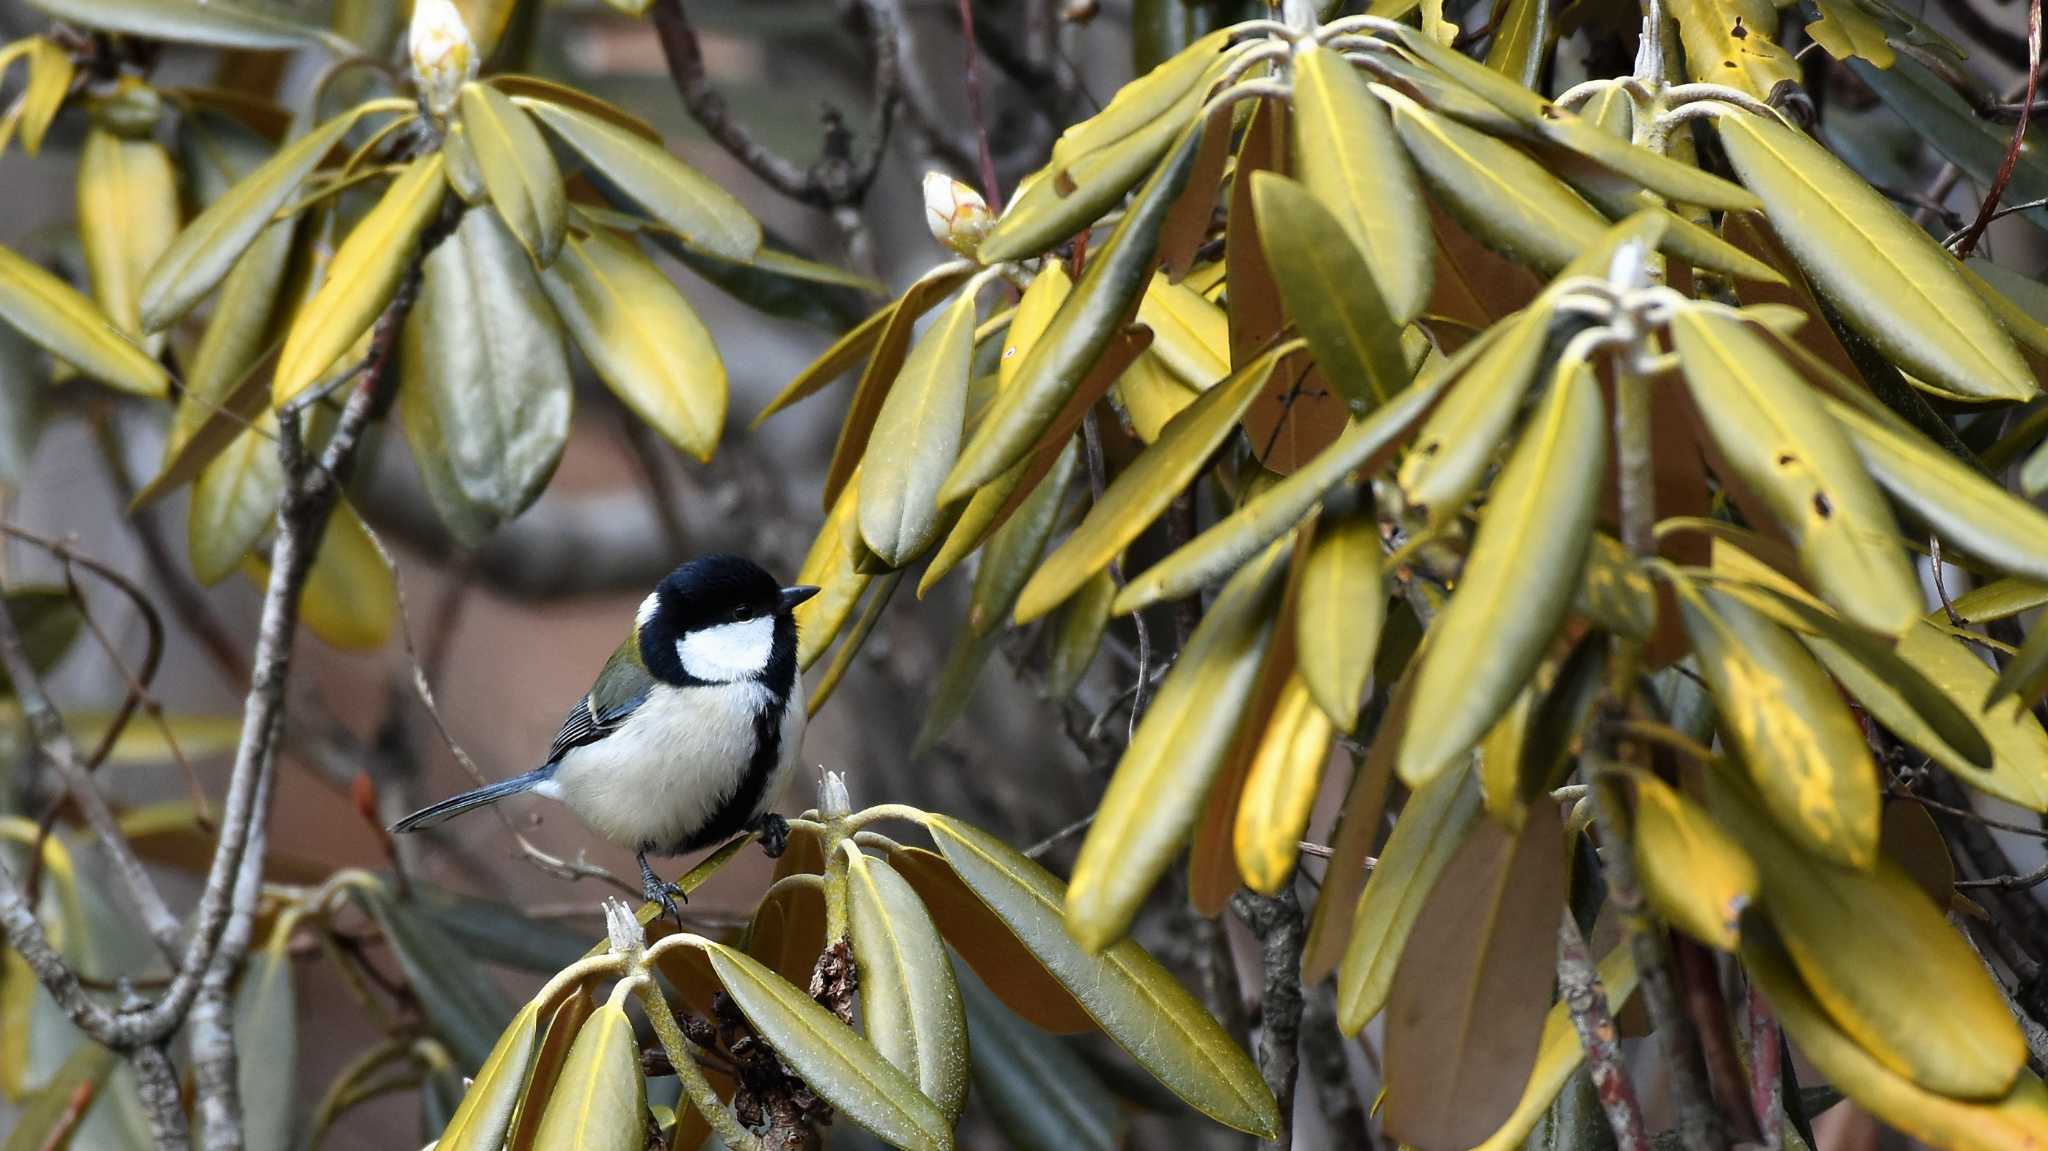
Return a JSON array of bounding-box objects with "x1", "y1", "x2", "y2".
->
[
  {"x1": 638, "y1": 852, "x2": 688, "y2": 926},
  {"x1": 753, "y1": 813, "x2": 790, "y2": 859}
]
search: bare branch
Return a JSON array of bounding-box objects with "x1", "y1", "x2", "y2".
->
[
  {"x1": 1233, "y1": 888, "x2": 1305, "y2": 1150},
  {"x1": 1953, "y1": 0, "x2": 2042, "y2": 257},
  {"x1": 1556, "y1": 910, "x2": 1649, "y2": 1151}
]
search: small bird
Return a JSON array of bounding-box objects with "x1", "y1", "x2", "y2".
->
[{"x1": 391, "y1": 555, "x2": 818, "y2": 921}]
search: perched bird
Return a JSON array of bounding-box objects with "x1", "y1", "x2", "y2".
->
[{"x1": 391, "y1": 555, "x2": 818, "y2": 920}]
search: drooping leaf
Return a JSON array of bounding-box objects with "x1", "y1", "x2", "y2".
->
[
  {"x1": 401, "y1": 206, "x2": 572, "y2": 546},
  {"x1": 1136, "y1": 272, "x2": 1229, "y2": 389},
  {"x1": 540, "y1": 224, "x2": 725, "y2": 461},
  {"x1": 1046, "y1": 569, "x2": 1115, "y2": 700},
  {"x1": 1854, "y1": 56, "x2": 2048, "y2": 236},
  {"x1": 77, "y1": 129, "x2": 179, "y2": 352},
  {"x1": 822, "y1": 263, "x2": 978, "y2": 508},
  {"x1": 1714, "y1": 108, "x2": 2033, "y2": 402},
  {"x1": 858, "y1": 288, "x2": 980, "y2": 567},
  {"x1": 754, "y1": 301, "x2": 895, "y2": 426},
  {"x1": 1293, "y1": 500, "x2": 1383, "y2": 731},
  {"x1": 1301, "y1": 684, "x2": 1402, "y2": 983},
  {"x1": 1250, "y1": 172, "x2": 1408, "y2": 413},
  {"x1": 1016, "y1": 344, "x2": 1287, "y2": 623},
  {"x1": 1631, "y1": 772, "x2": 1757, "y2": 951},
  {"x1": 1052, "y1": 29, "x2": 1230, "y2": 168},
  {"x1": 1291, "y1": 41, "x2": 1432, "y2": 323},
  {"x1": 1233, "y1": 671, "x2": 1336, "y2": 895},
  {"x1": 702, "y1": 942, "x2": 953, "y2": 1151},
  {"x1": 1384, "y1": 799, "x2": 1566, "y2": 1151},
  {"x1": 794, "y1": 482, "x2": 870, "y2": 671},
  {"x1": 141, "y1": 108, "x2": 365, "y2": 332},
  {"x1": 0, "y1": 244, "x2": 168, "y2": 396},
  {"x1": 435, "y1": 999, "x2": 542, "y2": 1151},
  {"x1": 1399, "y1": 359, "x2": 1604, "y2": 786},
  {"x1": 506, "y1": 989, "x2": 597, "y2": 1151},
  {"x1": 1338, "y1": 767, "x2": 1483, "y2": 1033},
  {"x1": 188, "y1": 415, "x2": 284, "y2": 586},
  {"x1": 1671, "y1": 306, "x2": 1920, "y2": 635},
  {"x1": 529, "y1": 999, "x2": 645, "y2": 1151},
  {"x1": 925, "y1": 816, "x2": 1280, "y2": 1138},
  {"x1": 24, "y1": 0, "x2": 336, "y2": 51},
  {"x1": 845, "y1": 850, "x2": 970, "y2": 1120},
  {"x1": 966, "y1": 441, "x2": 1077, "y2": 634},
  {"x1": 273, "y1": 153, "x2": 448, "y2": 406},
  {"x1": 523, "y1": 99, "x2": 758, "y2": 260},
  {"x1": 459, "y1": 82, "x2": 566, "y2": 265}
]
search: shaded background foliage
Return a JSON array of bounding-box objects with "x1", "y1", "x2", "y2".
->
[{"x1": 5, "y1": 1, "x2": 2048, "y2": 1150}]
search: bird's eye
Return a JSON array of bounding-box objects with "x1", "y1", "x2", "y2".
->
[{"x1": 733, "y1": 606, "x2": 753, "y2": 621}]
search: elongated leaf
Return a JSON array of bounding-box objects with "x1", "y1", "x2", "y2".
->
[
  {"x1": 1117, "y1": 343, "x2": 1472, "y2": 615},
  {"x1": 1743, "y1": 928, "x2": 2048, "y2": 1151},
  {"x1": 1385, "y1": 798, "x2": 1566, "y2": 1151},
  {"x1": 845, "y1": 852, "x2": 969, "y2": 1120},
  {"x1": 968, "y1": 441, "x2": 1076, "y2": 633},
  {"x1": 1338, "y1": 767, "x2": 1483, "y2": 1033},
  {"x1": 823, "y1": 264, "x2": 977, "y2": 508},
  {"x1": 11, "y1": 40, "x2": 71, "y2": 158},
  {"x1": 1067, "y1": 541, "x2": 1290, "y2": 947},
  {"x1": 274, "y1": 154, "x2": 448, "y2": 405},
  {"x1": 142, "y1": 109, "x2": 363, "y2": 332},
  {"x1": 1671, "y1": 307, "x2": 1919, "y2": 635},
  {"x1": 1668, "y1": 0, "x2": 1802, "y2": 96},
  {"x1": 1047, "y1": 570, "x2": 1114, "y2": 699},
  {"x1": 1291, "y1": 42, "x2": 1431, "y2": 322},
  {"x1": 703, "y1": 942, "x2": 952, "y2": 1151},
  {"x1": 0, "y1": 244, "x2": 167, "y2": 395},
  {"x1": 530, "y1": 1000, "x2": 644, "y2": 1151},
  {"x1": 947, "y1": 120, "x2": 1209, "y2": 499},
  {"x1": 1633, "y1": 772, "x2": 1756, "y2": 951},
  {"x1": 1533, "y1": 117, "x2": 1761, "y2": 214},
  {"x1": 506, "y1": 989, "x2": 596, "y2": 1151},
  {"x1": 859, "y1": 288, "x2": 979, "y2": 566},
  {"x1": 1678, "y1": 583, "x2": 1878, "y2": 867},
  {"x1": 541, "y1": 225, "x2": 725, "y2": 460},
  {"x1": 1251, "y1": 172, "x2": 1407, "y2": 413},
  {"x1": 24, "y1": 0, "x2": 333, "y2": 50},
  {"x1": 953, "y1": 960, "x2": 1122, "y2": 1151},
  {"x1": 460, "y1": 82, "x2": 566, "y2": 265},
  {"x1": 927, "y1": 816, "x2": 1280, "y2": 1137},
  {"x1": 1710, "y1": 773, "x2": 2024, "y2": 1099},
  {"x1": 754, "y1": 301, "x2": 894, "y2": 426},
  {"x1": 1016, "y1": 346, "x2": 1285, "y2": 623},
  {"x1": 1394, "y1": 306, "x2": 1551, "y2": 524},
  {"x1": 1233, "y1": 671, "x2": 1335, "y2": 894},
  {"x1": 189, "y1": 415, "x2": 283, "y2": 586},
  {"x1": 490, "y1": 77, "x2": 661, "y2": 142},
  {"x1": 436, "y1": 999, "x2": 542, "y2": 1151},
  {"x1": 794, "y1": 483, "x2": 870, "y2": 671},
  {"x1": 1052, "y1": 29, "x2": 1230, "y2": 166},
  {"x1": 1399, "y1": 360, "x2": 1603, "y2": 785},
  {"x1": 524, "y1": 99, "x2": 758, "y2": 260},
  {"x1": 78, "y1": 129, "x2": 179, "y2": 348},
  {"x1": 1714, "y1": 109, "x2": 2032, "y2": 402},
  {"x1": 401, "y1": 205, "x2": 571, "y2": 546},
  {"x1": 1301, "y1": 684, "x2": 1403, "y2": 982},
  {"x1": 1136, "y1": 272, "x2": 1229, "y2": 388},
  {"x1": 1825, "y1": 394, "x2": 2048, "y2": 586},
  {"x1": 1293, "y1": 501, "x2": 1382, "y2": 730}
]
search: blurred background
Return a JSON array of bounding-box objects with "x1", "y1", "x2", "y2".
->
[{"x1": 2, "y1": 0, "x2": 2045, "y2": 1147}]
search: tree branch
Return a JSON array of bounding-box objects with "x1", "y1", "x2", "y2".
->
[
  {"x1": 1557, "y1": 909, "x2": 1648, "y2": 1151},
  {"x1": 1233, "y1": 888, "x2": 1304, "y2": 1150}
]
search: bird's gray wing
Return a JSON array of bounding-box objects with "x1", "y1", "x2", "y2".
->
[{"x1": 545, "y1": 639, "x2": 654, "y2": 764}]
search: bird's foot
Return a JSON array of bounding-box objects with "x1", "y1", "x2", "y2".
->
[
  {"x1": 752, "y1": 813, "x2": 790, "y2": 859},
  {"x1": 638, "y1": 851, "x2": 688, "y2": 925}
]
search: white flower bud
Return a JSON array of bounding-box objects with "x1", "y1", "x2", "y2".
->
[
  {"x1": 922, "y1": 171, "x2": 993, "y2": 258},
  {"x1": 409, "y1": 0, "x2": 477, "y2": 118}
]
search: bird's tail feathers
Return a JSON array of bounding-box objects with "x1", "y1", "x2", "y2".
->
[{"x1": 389, "y1": 770, "x2": 549, "y2": 833}]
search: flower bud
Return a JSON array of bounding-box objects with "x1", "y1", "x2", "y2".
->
[
  {"x1": 409, "y1": 0, "x2": 478, "y2": 118},
  {"x1": 922, "y1": 172, "x2": 993, "y2": 258}
]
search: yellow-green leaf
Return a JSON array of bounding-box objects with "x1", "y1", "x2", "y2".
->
[
  {"x1": 1291, "y1": 41, "x2": 1432, "y2": 323},
  {"x1": 1671, "y1": 306, "x2": 1919, "y2": 635},
  {"x1": 141, "y1": 108, "x2": 363, "y2": 332},
  {"x1": 926, "y1": 816, "x2": 1280, "y2": 1137},
  {"x1": 794, "y1": 481, "x2": 870, "y2": 671},
  {"x1": 0, "y1": 243, "x2": 167, "y2": 396},
  {"x1": 1742, "y1": 927, "x2": 2048, "y2": 1151},
  {"x1": 1711, "y1": 773, "x2": 2025, "y2": 1099},
  {"x1": 1294, "y1": 501, "x2": 1383, "y2": 730},
  {"x1": 540, "y1": 225, "x2": 725, "y2": 461},
  {"x1": 1050, "y1": 29, "x2": 1231, "y2": 167},
  {"x1": 968, "y1": 440, "x2": 1077, "y2": 634},
  {"x1": 437, "y1": 1000, "x2": 542, "y2": 1151},
  {"x1": 859, "y1": 287, "x2": 980, "y2": 567},
  {"x1": 1047, "y1": 569, "x2": 1114, "y2": 699},
  {"x1": 1807, "y1": 0, "x2": 1895, "y2": 66},
  {"x1": 1669, "y1": 0, "x2": 1803, "y2": 98},
  {"x1": 530, "y1": 1000, "x2": 644, "y2": 1151},
  {"x1": 703, "y1": 942, "x2": 953, "y2": 1151},
  {"x1": 1066, "y1": 540, "x2": 1290, "y2": 948},
  {"x1": 824, "y1": 263, "x2": 978, "y2": 509},
  {"x1": 1677, "y1": 583, "x2": 1878, "y2": 868},
  {"x1": 1483, "y1": 0, "x2": 1549, "y2": 88},
  {"x1": 754, "y1": 301, "x2": 894, "y2": 427},
  {"x1": 1251, "y1": 172, "x2": 1408, "y2": 412},
  {"x1": 189, "y1": 415, "x2": 283, "y2": 585},
  {"x1": 1136, "y1": 272, "x2": 1229, "y2": 388},
  {"x1": 1714, "y1": 108, "x2": 2033, "y2": 402},
  {"x1": 1233, "y1": 671, "x2": 1336, "y2": 894},
  {"x1": 14, "y1": 39, "x2": 72, "y2": 157},
  {"x1": 1338, "y1": 766, "x2": 1483, "y2": 1033},
  {"x1": 273, "y1": 153, "x2": 448, "y2": 406},
  {"x1": 459, "y1": 81, "x2": 566, "y2": 265},
  {"x1": 78, "y1": 128, "x2": 179, "y2": 352},
  {"x1": 523, "y1": 99, "x2": 758, "y2": 260},
  {"x1": 1632, "y1": 772, "x2": 1756, "y2": 951},
  {"x1": 947, "y1": 120, "x2": 1211, "y2": 500},
  {"x1": 1016, "y1": 344, "x2": 1287, "y2": 623},
  {"x1": 845, "y1": 850, "x2": 970, "y2": 1121},
  {"x1": 1399, "y1": 359, "x2": 1603, "y2": 786},
  {"x1": 292, "y1": 503, "x2": 396, "y2": 650},
  {"x1": 1112, "y1": 351, "x2": 1200, "y2": 444}
]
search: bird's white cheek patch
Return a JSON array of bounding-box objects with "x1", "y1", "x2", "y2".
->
[{"x1": 678, "y1": 617, "x2": 775, "y2": 682}]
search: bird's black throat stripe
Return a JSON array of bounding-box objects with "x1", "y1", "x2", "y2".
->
[{"x1": 661, "y1": 613, "x2": 799, "y2": 856}]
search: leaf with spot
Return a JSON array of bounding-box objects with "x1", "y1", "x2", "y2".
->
[{"x1": 1632, "y1": 772, "x2": 1756, "y2": 951}]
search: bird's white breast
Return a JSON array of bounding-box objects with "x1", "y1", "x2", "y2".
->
[{"x1": 546, "y1": 679, "x2": 784, "y2": 851}]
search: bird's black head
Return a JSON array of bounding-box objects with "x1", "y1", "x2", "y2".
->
[{"x1": 636, "y1": 555, "x2": 819, "y2": 685}]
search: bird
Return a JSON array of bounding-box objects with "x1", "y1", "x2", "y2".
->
[{"x1": 390, "y1": 555, "x2": 819, "y2": 922}]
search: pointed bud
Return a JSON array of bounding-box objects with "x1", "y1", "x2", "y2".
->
[
  {"x1": 922, "y1": 172, "x2": 993, "y2": 258},
  {"x1": 409, "y1": 0, "x2": 477, "y2": 118}
]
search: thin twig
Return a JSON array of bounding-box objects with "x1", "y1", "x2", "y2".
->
[
  {"x1": 1024, "y1": 812, "x2": 1096, "y2": 859},
  {"x1": 1557, "y1": 910, "x2": 1649, "y2": 1151},
  {"x1": 955, "y1": 0, "x2": 1001, "y2": 211},
  {"x1": 1954, "y1": 0, "x2": 2042, "y2": 258}
]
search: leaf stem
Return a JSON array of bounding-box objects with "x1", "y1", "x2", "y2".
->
[{"x1": 635, "y1": 978, "x2": 768, "y2": 1151}]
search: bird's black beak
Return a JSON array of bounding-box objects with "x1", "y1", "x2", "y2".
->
[{"x1": 779, "y1": 585, "x2": 821, "y2": 611}]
